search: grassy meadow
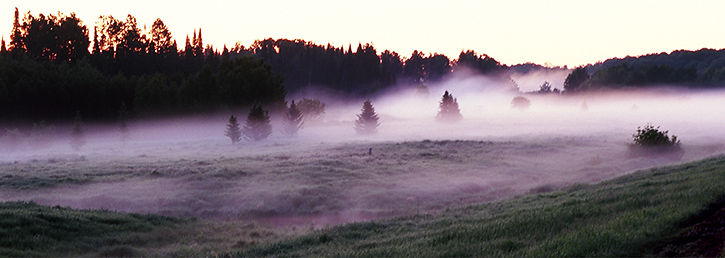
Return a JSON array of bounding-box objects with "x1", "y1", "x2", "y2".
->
[
  {"x1": 238, "y1": 155, "x2": 725, "y2": 257},
  {"x1": 0, "y1": 137, "x2": 724, "y2": 256}
]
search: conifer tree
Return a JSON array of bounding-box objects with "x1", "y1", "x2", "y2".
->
[
  {"x1": 118, "y1": 102, "x2": 129, "y2": 145},
  {"x1": 355, "y1": 99, "x2": 379, "y2": 135},
  {"x1": 242, "y1": 104, "x2": 272, "y2": 141},
  {"x1": 194, "y1": 28, "x2": 203, "y2": 57},
  {"x1": 282, "y1": 100, "x2": 304, "y2": 137},
  {"x1": 437, "y1": 91, "x2": 462, "y2": 123},
  {"x1": 9, "y1": 7, "x2": 22, "y2": 52},
  {"x1": 225, "y1": 115, "x2": 242, "y2": 144},
  {"x1": 70, "y1": 111, "x2": 85, "y2": 150}
]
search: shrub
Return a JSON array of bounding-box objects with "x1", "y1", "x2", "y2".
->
[
  {"x1": 627, "y1": 123, "x2": 683, "y2": 158},
  {"x1": 297, "y1": 98, "x2": 326, "y2": 124},
  {"x1": 511, "y1": 96, "x2": 531, "y2": 110}
]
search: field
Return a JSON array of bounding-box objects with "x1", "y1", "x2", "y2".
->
[
  {"x1": 2, "y1": 89, "x2": 725, "y2": 256},
  {"x1": 0, "y1": 138, "x2": 724, "y2": 256}
]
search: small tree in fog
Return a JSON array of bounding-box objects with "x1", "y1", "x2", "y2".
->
[
  {"x1": 242, "y1": 104, "x2": 272, "y2": 141},
  {"x1": 282, "y1": 100, "x2": 304, "y2": 137},
  {"x1": 70, "y1": 111, "x2": 85, "y2": 151},
  {"x1": 511, "y1": 96, "x2": 531, "y2": 110},
  {"x1": 225, "y1": 115, "x2": 242, "y2": 144},
  {"x1": 118, "y1": 102, "x2": 130, "y2": 145},
  {"x1": 437, "y1": 91, "x2": 462, "y2": 123},
  {"x1": 297, "y1": 98, "x2": 326, "y2": 123},
  {"x1": 538, "y1": 81, "x2": 552, "y2": 93},
  {"x1": 355, "y1": 99, "x2": 379, "y2": 135}
]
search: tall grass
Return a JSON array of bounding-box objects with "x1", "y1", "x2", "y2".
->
[{"x1": 239, "y1": 155, "x2": 725, "y2": 257}]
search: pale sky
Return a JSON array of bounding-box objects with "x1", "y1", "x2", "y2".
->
[{"x1": 2, "y1": 0, "x2": 724, "y2": 67}]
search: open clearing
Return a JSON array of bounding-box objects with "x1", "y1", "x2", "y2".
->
[{"x1": 1, "y1": 133, "x2": 723, "y2": 227}]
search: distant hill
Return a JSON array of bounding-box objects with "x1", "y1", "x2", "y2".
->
[{"x1": 568, "y1": 48, "x2": 725, "y2": 90}]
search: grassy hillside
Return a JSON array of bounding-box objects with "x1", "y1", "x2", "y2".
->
[
  {"x1": 0, "y1": 201, "x2": 294, "y2": 257},
  {"x1": 238, "y1": 155, "x2": 725, "y2": 257}
]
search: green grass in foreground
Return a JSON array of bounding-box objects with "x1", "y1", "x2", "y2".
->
[
  {"x1": 238, "y1": 155, "x2": 725, "y2": 257},
  {"x1": 0, "y1": 201, "x2": 292, "y2": 257},
  {"x1": 0, "y1": 201, "x2": 184, "y2": 257}
]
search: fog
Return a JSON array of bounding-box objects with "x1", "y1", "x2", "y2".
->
[{"x1": 2, "y1": 71, "x2": 725, "y2": 227}]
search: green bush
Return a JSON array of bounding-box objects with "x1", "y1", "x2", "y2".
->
[{"x1": 628, "y1": 123, "x2": 683, "y2": 158}]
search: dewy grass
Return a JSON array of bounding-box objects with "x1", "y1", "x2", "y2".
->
[
  {"x1": 239, "y1": 156, "x2": 725, "y2": 257},
  {"x1": 0, "y1": 201, "x2": 297, "y2": 257},
  {"x1": 0, "y1": 201, "x2": 183, "y2": 257}
]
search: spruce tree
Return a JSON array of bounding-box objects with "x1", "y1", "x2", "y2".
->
[
  {"x1": 282, "y1": 100, "x2": 304, "y2": 137},
  {"x1": 355, "y1": 99, "x2": 379, "y2": 135},
  {"x1": 437, "y1": 91, "x2": 462, "y2": 123},
  {"x1": 225, "y1": 115, "x2": 242, "y2": 144},
  {"x1": 70, "y1": 111, "x2": 85, "y2": 151},
  {"x1": 118, "y1": 102, "x2": 130, "y2": 145},
  {"x1": 9, "y1": 7, "x2": 22, "y2": 52},
  {"x1": 242, "y1": 104, "x2": 272, "y2": 141}
]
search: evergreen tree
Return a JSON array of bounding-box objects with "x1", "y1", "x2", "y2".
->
[
  {"x1": 242, "y1": 104, "x2": 272, "y2": 141},
  {"x1": 225, "y1": 115, "x2": 242, "y2": 144},
  {"x1": 355, "y1": 99, "x2": 379, "y2": 135},
  {"x1": 118, "y1": 102, "x2": 129, "y2": 145},
  {"x1": 282, "y1": 100, "x2": 304, "y2": 137},
  {"x1": 70, "y1": 111, "x2": 85, "y2": 150},
  {"x1": 9, "y1": 7, "x2": 22, "y2": 52},
  {"x1": 437, "y1": 91, "x2": 462, "y2": 123}
]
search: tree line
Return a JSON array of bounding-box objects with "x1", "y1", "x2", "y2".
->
[
  {"x1": 563, "y1": 48, "x2": 725, "y2": 91},
  {"x1": 0, "y1": 8, "x2": 509, "y2": 122}
]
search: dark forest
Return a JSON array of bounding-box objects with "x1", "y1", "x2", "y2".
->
[{"x1": 0, "y1": 9, "x2": 507, "y2": 122}]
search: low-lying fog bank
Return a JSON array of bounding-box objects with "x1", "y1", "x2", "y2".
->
[{"x1": 1, "y1": 74, "x2": 724, "y2": 227}]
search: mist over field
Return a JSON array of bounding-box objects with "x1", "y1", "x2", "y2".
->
[{"x1": 1, "y1": 71, "x2": 725, "y2": 227}]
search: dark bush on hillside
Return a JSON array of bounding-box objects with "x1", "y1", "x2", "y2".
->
[{"x1": 627, "y1": 123, "x2": 683, "y2": 159}]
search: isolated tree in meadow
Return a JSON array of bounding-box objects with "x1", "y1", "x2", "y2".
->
[
  {"x1": 242, "y1": 104, "x2": 272, "y2": 141},
  {"x1": 297, "y1": 98, "x2": 326, "y2": 123},
  {"x1": 70, "y1": 111, "x2": 85, "y2": 151},
  {"x1": 118, "y1": 102, "x2": 130, "y2": 145},
  {"x1": 282, "y1": 100, "x2": 304, "y2": 137},
  {"x1": 511, "y1": 96, "x2": 531, "y2": 110},
  {"x1": 355, "y1": 99, "x2": 380, "y2": 135},
  {"x1": 225, "y1": 115, "x2": 242, "y2": 144},
  {"x1": 436, "y1": 91, "x2": 462, "y2": 123}
]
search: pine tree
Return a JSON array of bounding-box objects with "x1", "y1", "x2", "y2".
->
[
  {"x1": 225, "y1": 115, "x2": 242, "y2": 144},
  {"x1": 118, "y1": 102, "x2": 129, "y2": 145},
  {"x1": 355, "y1": 99, "x2": 379, "y2": 135},
  {"x1": 70, "y1": 111, "x2": 85, "y2": 151},
  {"x1": 92, "y1": 26, "x2": 100, "y2": 55},
  {"x1": 242, "y1": 104, "x2": 272, "y2": 141},
  {"x1": 437, "y1": 91, "x2": 462, "y2": 123},
  {"x1": 195, "y1": 28, "x2": 203, "y2": 57},
  {"x1": 9, "y1": 7, "x2": 22, "y2": 52},
  {"x1": 282, "y1": 100, "x2": 304, "y2": 137}
]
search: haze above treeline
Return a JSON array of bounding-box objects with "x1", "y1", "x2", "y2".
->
[{"x1": 2, "y1": 8, "x2": 725, "y2": 123}]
